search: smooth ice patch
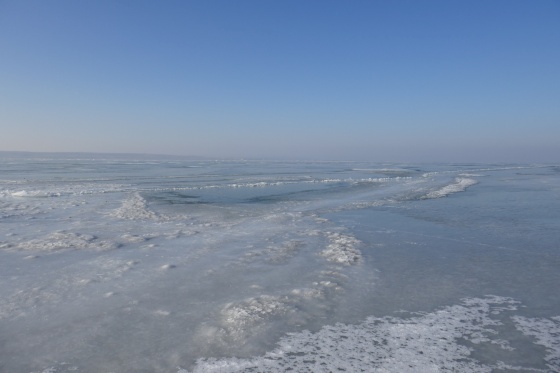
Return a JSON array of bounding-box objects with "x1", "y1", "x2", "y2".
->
[
  {"x1": 16, "y1": 231, "x2": 117, "y2": 252},
  {"x1": 0, "y1": 257, "x2": 138, "y2": 320},
  {"x1": 0, "y1": 198, "x2": 41, "y2": 218},
  {"x1": 236, "y1": 240, "x2": 303, "y2": 266}
]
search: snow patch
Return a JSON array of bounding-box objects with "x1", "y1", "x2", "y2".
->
[
  {"x1": 512, "y1": 315, "x2": 560, "y2": 371},
  {"x1": 424, "y1": 178, "x2": 478, "y2": 199},
  {"x1": 320, "y1": 232, "x2": 362, "y2": 265},
  {"x1": 111, "y1": 193, "x2": 158, "y2": 220},
  {"x1": 189, "y1": 296, "x2": 524, "y2": 373}
]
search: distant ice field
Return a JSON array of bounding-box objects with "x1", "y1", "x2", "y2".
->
[{"x1": 1, "y1": 155, "x2": 559, "y2": 372}]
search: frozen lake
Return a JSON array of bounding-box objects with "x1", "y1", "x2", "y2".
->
[{"x1": 1, "y1": 155, "x2": 559, "y2": 372}]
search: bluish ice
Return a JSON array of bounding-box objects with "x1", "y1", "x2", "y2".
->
[{"x1": 1, "y1": 153, "x2": 559, "y2": 372}]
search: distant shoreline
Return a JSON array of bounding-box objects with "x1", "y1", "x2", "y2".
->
[
  {"x1": 0, "y1": 150, "x2": 211, "y2": 161},
  {"x1": 0, "y1": 151, "x2": 554, "y2": 165}
]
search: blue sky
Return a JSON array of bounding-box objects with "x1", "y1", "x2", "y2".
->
[{"x1": 1, "y1": 0, "x2": 559, "y2": 162}]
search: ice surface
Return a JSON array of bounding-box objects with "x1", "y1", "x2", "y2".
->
[
  {"x1": 16, "y1": 231, "x2": 118, "y2": 252},
  {"x1": 513, "y1": 315, "x2": 560, "y2": 371},
  {"x1": 198, "y1": 274, "x2": 348, "y2": 352},
  {"x1": 0, "y1": 256, "x2": 138, "y2": 320},
  {"x1": 1, "y1": 158, "x2": 559, "y2": 373},
  {"x1": 188, "y1": 296, "x2": 555, "y2": 373},
  {"x1": 11, "y1": 190, "x2": 62, "y2": 197}
]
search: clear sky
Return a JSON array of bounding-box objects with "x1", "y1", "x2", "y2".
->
[{"x1": 1, "y1": 0, "x2": 559, "y2": 162}]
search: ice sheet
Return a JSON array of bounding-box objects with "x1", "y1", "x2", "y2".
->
[{"x1": 1, "y1": 157, "x2": 559, "y2": 372}]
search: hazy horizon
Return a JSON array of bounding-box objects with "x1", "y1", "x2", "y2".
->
[
  {"x1": 2, "y1": 149, "x2": 558, "y2": 165},
  {"x1": 1, "y1": 1, "x2": 559, "y2": 163}
]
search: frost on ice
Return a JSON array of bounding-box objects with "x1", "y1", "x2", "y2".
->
[{"x1": 187, "y1": 296, "x2": 558, "y2": 373}]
